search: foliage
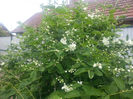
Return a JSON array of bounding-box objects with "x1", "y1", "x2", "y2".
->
[
  {"x1": 0, "y1": 25, "x2": 10, "y2": 37},
  {"x1": 0, "y1": 1, "x2": 133, "y2": 99}
]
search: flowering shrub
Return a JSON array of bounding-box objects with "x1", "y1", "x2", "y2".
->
[{"x1": 0, "y1": 2, "x2": 133, "y2": 99}]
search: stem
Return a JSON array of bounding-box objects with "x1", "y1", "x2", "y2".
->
[
  {"x1": 1, "y1": 81, "x2": 24, "y2": 99},
  {"x1": 109, "y1": 89, "x2": 133, "y2": 96},
  {"x1": 4, "y1": 69, "x2": 36, "y2": 99}
]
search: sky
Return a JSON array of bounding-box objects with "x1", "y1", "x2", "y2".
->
[{"x1": 0, "y1": 0, "x2": 49, "y2": 31}]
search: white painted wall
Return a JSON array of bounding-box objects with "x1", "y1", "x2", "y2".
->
[
  {"x1": 118, "y1": 27, "x2": 133, "y2": 40},
  {"x1": 0, "y1": 36, "x2": 20, "y2": 54}
]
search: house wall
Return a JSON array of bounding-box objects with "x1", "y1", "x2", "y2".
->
[
  {"x1": 118, "y1": 26, "x2": 133, "y2": 40},
  {"x1": 0, "y1": 36, "x2": 20, "y2": 54}
]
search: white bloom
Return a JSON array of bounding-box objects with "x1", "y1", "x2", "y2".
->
[
  {"x1": 0, "y1": 62, "x2": 5, "y2": 66},
  {"x1": 42, "y1": 41, "x2": 45, "y2": 44},
  {"x1": 68, "y1": 69, "x2": 76, "y2": 73},
  {"x1": 0, "y1": 68, "x2": 2, "y2": 71},
  {"x1": 93, "y1": 63, "x2": 97, "y2": 67},
  {"x1": 112, "y1": 38, "x2": 120, "y2": 43},
  {"x1": 35, "y1": 38, "x2": 38, "y2": 40},
  {"x1": 88, "y1": 13, "x2": 95, "y2": 18},
  {"x1": 77, "y1": 81, "x2": 83, "y2": 85},
  {"x1": 72, "y1": 28, "x2": 77, "y2": 32},
  {"x1": 98, "y1": 64, "x2": 102, "y2": 69},
  {"x1": 65, "y1": 31, "x2": 70, "y2": 34},
  {"x1": 68, "y1": 43, "x2": 76, "y2": 51},
  {"x1": 102, "y1": 37, "x2": 109, "y2": 46},
  {"x1": 93, "y1": 62, "x2": 102, "y2": 69},
  {"x1": 61, "y1": 83, "x2": 73, "y2": 92},
  {"x1": 128, "y1": 69, "x2": 131, "y2": 72},
  {"x1": 60, "y1": 37, "x2": 67, "y2": 45},
  {"x1": 126, "y1": 40, "x2": 133, "y2": 46},
  {"x1": 83, "y1": 7, "x2": 87, "y2": 10},
  {"x1": 85, "y1": 17, "x2": 88, "y2": 19}
]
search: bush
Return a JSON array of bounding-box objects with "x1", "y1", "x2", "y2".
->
[{"x1": 0, "y1": 2, "x2": 133, "y2": 99}]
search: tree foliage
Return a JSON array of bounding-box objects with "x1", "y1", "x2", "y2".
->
[{"x1": 0, "y1": 2, "x2": 133, "y2": 99}]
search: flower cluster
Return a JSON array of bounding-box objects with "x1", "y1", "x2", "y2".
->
[
  {"x1": 102, "y1": 37, "x2": 109, "y2": 46},
  {"x1": 56, "y1": 76, "x2": 64, "y2": 83},
  {"x1": 60, "y1": 37, "x2": 67, "y2": 45},
  {"x1": 61, "y1": 83, "x2": 73, "y2": 92},
  {"x1": 77, "y1": 81, "x2": 83, "y2": 85},
  {"x1": 93, "y1": 63, "x2": 102, "y2": 69},
  {"x1": 60, "y1": 37, "x2": 76, "y2": 51},
  {"x1": 65, "y1": 68, "x2": 76, "y2": 73},
  {"x1": 125, "y1": 40, "x2": 133, "y2": 46},
  {"x1": 68, "y1": 42, "x2": 76, "y2": 51}
]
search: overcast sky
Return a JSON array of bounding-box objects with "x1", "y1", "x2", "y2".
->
[{"x1": 0, "y1": 0, "x2": 49, "y2": 31}]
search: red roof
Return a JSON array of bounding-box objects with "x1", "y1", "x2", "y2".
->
[
  {"x1": 11, "y1": 0, "x2": 133, "y2": 33},
  {"x1": 11, "y1": 12, "x2": 42, "y2": 33},
  {"x1": 86, "y1": 0, "x2": 133, "y2": 18}
]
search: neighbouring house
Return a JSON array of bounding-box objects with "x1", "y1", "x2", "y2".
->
[
  {"x1": 11, "y1": 0, "x2": 133, "y2": 40},
  {"x1": 11, "y1": 12, "x2": 42, "y2": 34},
  {"x1": 0, "y1": 23, "x2": 19, "y2": 54},
  {"x1": 0, "y1": 23, "x2": 10, "y2": 37},
  {"x1": 0, "y1": 23, "x2": 11, "y2": 54}
]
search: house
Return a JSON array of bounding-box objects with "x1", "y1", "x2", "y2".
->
[
  {"x1": 0, "y1": 23, "x2": 11, "y2": 54},
  {"x1": 11, "y1": 12, "x2": 42, "y2": 34},
  {"x1": 0, "y1": 23, "x2": 10, "y2": 37},
  {"x1": 11, "y1": 0, "x2": 133, "y2": 40}
]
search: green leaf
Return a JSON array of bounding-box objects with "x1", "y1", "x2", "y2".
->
[
  {"x1": 46, "y1": 62, "x2": 54, "y2": 69},
  {"x1": 47, "y1": 91, "x2": 64, "y2": 99},
  {"x1": 104, "y1": 82, "x2": 118, "y2": 94},
  {"x1": 103, "y1": 95, "x2": 110, "y2": 99},
  {"x1": 0, "y1": 89, "x2": 16, "y2": 99},
  {"x1": 113, "y1": 77, "x2": 125, "y2": 90},
  {"x1": 39, "y1": 66, "x2": 45, "y2": 72},
  {"x1": 88, "y1": 70, "x2": 94, "y2": 79},
  {"x1": 30, "y1": 71, "x2": 37, "y2": 81},
  {"x1": 94, "y1": 69, "x2": 103, "y2": 76},
  {"x1": 74, "y1": 68, "x2": 88, "y2": 75},
  {"x1": 56, "y1": 63, "x2": 64, "y2": 73},
  {"x1": 82, "y1": 85, "x2": 105, "y2": 96},
  {"x1": 65, "y1": 90, "x2": 81, "y2": 98},
  {"x1": 122, "y1": 91, "x2": 133, "y2": 99}
]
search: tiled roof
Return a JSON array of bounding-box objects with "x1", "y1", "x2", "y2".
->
[
  {"x1": 86, "y1": 0, "x2": 133, "y2": 18},
  {"x1": 11, "y1": 12, "x2": 42, "y2": 33}
]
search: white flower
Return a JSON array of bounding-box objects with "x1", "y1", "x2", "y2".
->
[
  {"x1": 0, "y1": 68, "x2": 2, "y2": 71},
  {"x1": 93, "y1": 63, "x2": 97, "y2": 67},
  {"x1": 68, "y1": 69, "x2": 76, "y2": 73},
  {"x1": 0, "y1": 62, "x2": 5, "y2": 66},
  {"x1": 88, "y1": 13, "x2": 95, "y2": 18},
  {"x1": 93, "y1": 62, "x2": 102, "y2": 69},
  {"x1": 85, "y1": 17, "x2": 88, "y2": 19},
  {"x1": 35, "y1": 38, "x2": 38, "y2": 40},
  {"x1": 128, "y1": 69, "x2": 131, "y2": 72},
  {"x1": 98, "y1": 64, "x2": 102, "y2": 69},
  {"x1": 61, "y1": 83, "x2": 73, "y2": 92},
  {"x1": 126, "y1": 40, "x2": 133, "y2": 46},
  {"x1": 77, "y1": 81, "x2": 83, "y2": 85},
  {"x1": 42, "y1": 41, "x2": 45, "y2": 44},
  {"x1": 60, "y1": 37, "x2": 67, "y2": 45},
  {"x1": 68, "y1": 43, "x2": 76, "y2": 51},
  {"x1": 102, "y1": 37, "x2": 109, "y2": 46},
  {"x1": 83, "y1": 7, "x2": 87, "y2": 10},
  {"x1": 112, "y1": 38, "x2": 119, "y2": 43}
]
